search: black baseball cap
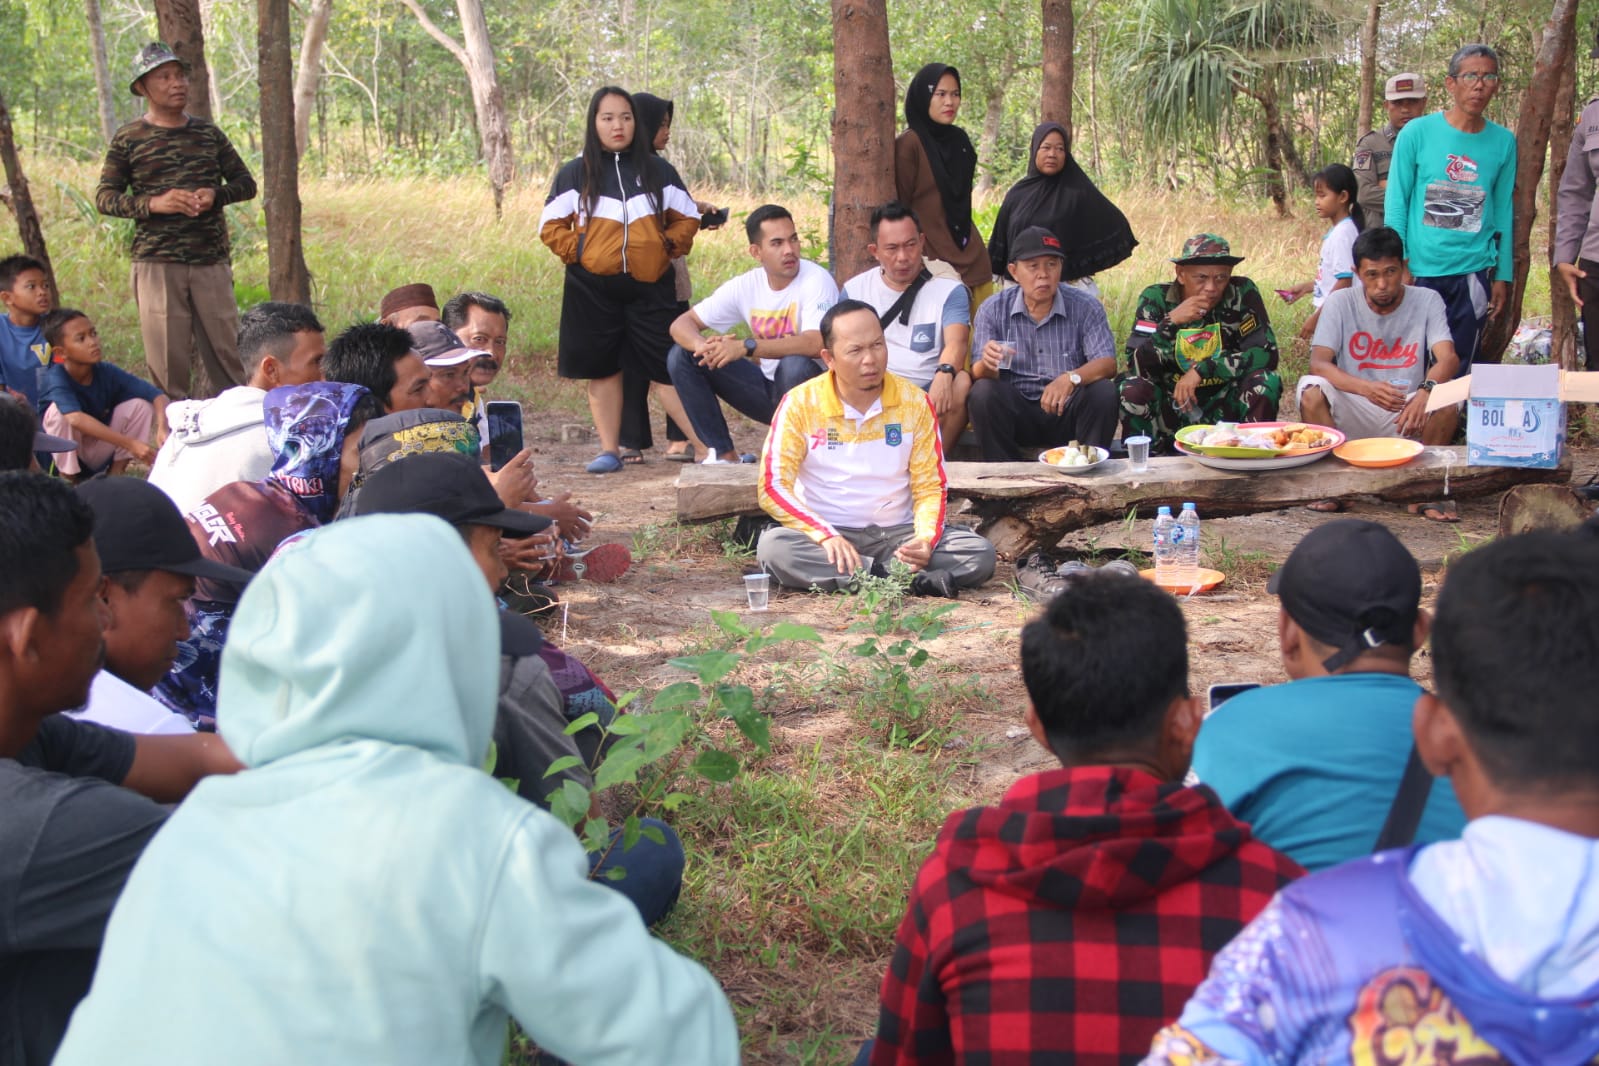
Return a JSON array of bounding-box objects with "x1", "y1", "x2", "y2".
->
[
  {"x1": 352, "y1": 452, "x2": 551, "y2": 535},
  {"x1": 1008, "y1": 226, "x2": 1066, "y2": 264},
  {"x1": 76, "y1": 477, "x2": 255, "y2": 584},
  {"x1": 1268, "y1": 519, "x2": 1421, "y2": 671}
]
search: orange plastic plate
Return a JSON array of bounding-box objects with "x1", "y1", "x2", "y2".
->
[
  {"x1": 1139, "y1": 568, "x2": 1226, "y2": 595},
  {"x1": 1334, "y1": 437, "x2": 1425, "y2": 468}
]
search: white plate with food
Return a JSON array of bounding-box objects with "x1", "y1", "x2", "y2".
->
[{"x1": 1039, "y1": 442, "x2": 1110, "y2": 473}]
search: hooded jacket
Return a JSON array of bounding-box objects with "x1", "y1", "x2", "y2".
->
[
  {"x1": 869, "y1": 765, "x2": 1302, "y2": 1065},
  {"x1": 538, "y1": 150, "x2": 699, "y2": 283},
  {"x1": 1145, "y1": 816, "x2": 1599, "y2": 1066},
  {"x1": 147, "y1": 386, "x2": 272, "y2": 515},
  {"x1": 55, "y1": 515, "x2": 739, "y2": 1065}
]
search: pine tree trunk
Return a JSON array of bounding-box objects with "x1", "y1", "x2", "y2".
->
[
  {"x1": 153, "y1": 0, "x2": 214, "y2": 121},
  {"x1": 1040, "y1": 0, "x2": 1074, "y2": 130},
  {"x1": 1357, "y1": 0, "x2": 1381, "y2": 135},
  {"x1": 86, "y1": 0, "x2": 118, "y2": 142},
  {"x1": 258, "y1": 0, "x2": 311, "y2": 303},
  {"x1": 829, "y1": 0, "x2": 896, "y2": 281},
  {"x1": 0, "y1": 88, "x2": 59, "y2": 301},
  {"x1": 293, "y1": 0, "x2": 333, "y2": 159},
  {"x1": 1549, "y1": 27, "x2": 1580, "y2": 370},
  {"x1": 1480, "y1": 0, "x2": 1580, "y2": 363}
]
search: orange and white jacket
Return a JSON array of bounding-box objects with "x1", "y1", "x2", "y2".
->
[
  {"x1": 758, "y1": 371, "x2": 947, "y2": 544},
  {"x1": 538, "y1": 152, "x2": 699, "y2": 283}
]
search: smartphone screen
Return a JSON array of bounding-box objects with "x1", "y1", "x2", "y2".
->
[
  {"x1": 1207, "y1": 682, "x2": 1260, "y2": 714},
  {"x1": 485, "y1": 401, "x2": 524, "y2": 472}
]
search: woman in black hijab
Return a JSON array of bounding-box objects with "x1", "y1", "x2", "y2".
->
[
  {"x1": 894, "y1": 63, "x2": 993, "y2": 298},
  {"x1": 988, "y1": 121, "x2": 1137, "y2": 286}
]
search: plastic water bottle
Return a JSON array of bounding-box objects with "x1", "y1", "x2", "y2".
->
[
  {"x1": 1173, "y1": 502, "x2": 1201, "y2": 589},
  {"x1": 1152, "y1": 506, "x2": 1176, "y2": 585}
]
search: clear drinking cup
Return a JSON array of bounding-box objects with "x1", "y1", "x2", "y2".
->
[
  {"x1": 1126, "y1": 435, "x2": 1152, "y2": 472},
  {"x1": 997, "y1": 342, "x2": 1016, "y2": 370},
  {"x1": 744, "y1": 572, "x2": 771, "y2": 611}
]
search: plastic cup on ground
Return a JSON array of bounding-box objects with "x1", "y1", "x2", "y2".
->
[
  {"x1": 1126, "y1": 435, "x2": 1152, "y2": 472},
  {"x1": 744, "y1": 572, "x2": 770, "y2": 611}
]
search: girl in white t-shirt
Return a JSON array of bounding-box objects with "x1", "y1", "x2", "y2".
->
[{"x1": 1283, "y1": 164, "x2": 1365, "y2": 340}]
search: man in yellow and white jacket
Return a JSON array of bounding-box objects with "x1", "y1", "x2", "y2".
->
[{"x1": 756, "y1": 299, "x2": 996, "y2": 597}]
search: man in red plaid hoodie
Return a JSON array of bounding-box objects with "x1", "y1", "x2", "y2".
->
[{"x1": 862, "y1": 571, "x2": 1303, "y2": 1065}]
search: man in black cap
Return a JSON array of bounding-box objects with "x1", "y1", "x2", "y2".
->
[
  {"x1": 967, "y1": 225, "x2": 1120, "y2": 459},
  {"x1": 1188, "y1": 519, "x2": 1465, "y2": 872},
  {"x1": 353, "y1": 453, "x2": 685, "y2": 926},
  {"x1": 0, "y1": 392, "x2": 77, "y2": 472},
  {"x1": 0, "y1": 472, "x2": 240, "y2": 1066},
  {"x1": 73, "y1": 477, "x2": 256, "y2": 735},
  {"x1": 95, "y1": 42, "x2": 257, "y2": 401}
]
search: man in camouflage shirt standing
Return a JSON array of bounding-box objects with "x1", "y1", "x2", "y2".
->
[
  {"x1": 97, "y1": 44, "x2": 257, "y2": 401},
  {"x1": 1119, "y1": 234, "x2": 1281, "y2": 452}
]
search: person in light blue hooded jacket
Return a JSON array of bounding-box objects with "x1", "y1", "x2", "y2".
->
[{"x1": 54, "y1": 513, "x2": 740, "y2": 1065}]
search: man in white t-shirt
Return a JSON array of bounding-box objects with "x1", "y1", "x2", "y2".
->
[
  {"x1": 1300, "y1": 226, "x2": 1460, "y2": 447},
  {"x1": 667, "y1": 204, "x2": 839, "y2": 461},
  {"x1": 842, "y1": 201, "x2": 972, "y2": 444},
  {"x1": 72, "y1": 478, "x2": 255, "y2": 735},
  {"x1": 148, "y1": 303, "x2": 326, "y2": 514}
]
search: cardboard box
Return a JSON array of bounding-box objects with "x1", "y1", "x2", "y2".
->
[{"x1": 1426, "y1": 366, "x2": 1599, "y2": 468}]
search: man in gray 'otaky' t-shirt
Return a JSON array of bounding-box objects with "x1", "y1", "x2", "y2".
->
[{"x1": 1299, "y1": 226, "x2": 1461, "y2": 444}]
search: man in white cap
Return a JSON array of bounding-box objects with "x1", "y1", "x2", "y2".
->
[{"x1": 1353, "y1": 73, "x2": 1428, "y2": 231}]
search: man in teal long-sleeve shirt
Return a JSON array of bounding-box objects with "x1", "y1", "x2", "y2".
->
[{"x1": 1385, "y1": 43, "x2": 1517, "y2": 367}]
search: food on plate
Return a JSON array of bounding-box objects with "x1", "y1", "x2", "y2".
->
[
  {"x1": 1187, "y1": 422, "x2": 1335, "y2": 452},
  {"x1": 1046, "y1": 441, "x2": 1102, "y2": 468}
]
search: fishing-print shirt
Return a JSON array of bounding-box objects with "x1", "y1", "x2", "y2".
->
[{"x1": 95, "y1": 116, "x2": 257, "y2": 264}]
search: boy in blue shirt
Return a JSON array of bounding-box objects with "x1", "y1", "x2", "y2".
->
[
  {"x1": 0, "y1": 255, "x2": 53, "y2": 409},
  {"x1": 38, "y1": 308, "x2": 168, "y2": 478}
]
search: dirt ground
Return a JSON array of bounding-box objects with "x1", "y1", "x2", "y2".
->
[{"x1": 520, "y1": 410, "x2": 1598, "y2": 795}]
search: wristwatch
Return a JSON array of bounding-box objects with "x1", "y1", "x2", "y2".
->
[
  {"x1": 935, "y1": 363, "x2": 957, "y2": 377},
  {"x1": 744, "y1": 338, "x2": 758, "y2": 356},
  {"x1": 1068, "y1": 372, "x2": 1083, "y2": 386},
  {"x1": 1418, "y1": 379, "x2": 1437, "y2": 392}
]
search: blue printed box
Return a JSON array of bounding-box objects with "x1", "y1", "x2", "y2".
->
[{"x1": 1427, "y1": 365, "x2": 1599, "y2": 469}]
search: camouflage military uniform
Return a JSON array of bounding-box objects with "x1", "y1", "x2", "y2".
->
[
  {"x1": 1352, "y1": 125, "x2": 1397, "y2": 230},
  {"x1": 96, "y1": 116, "x2": 256, "y2": 400},
  {"x1": 1119, "y1": 277, "x2": 1282, "y2": 451}
]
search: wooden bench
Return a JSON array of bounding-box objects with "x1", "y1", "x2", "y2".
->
[{"x1": 676, "y1": 448, "x2": 1571, "y2": 557}]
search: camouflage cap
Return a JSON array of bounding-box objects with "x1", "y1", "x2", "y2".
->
[
  {"x1": 129, "y1": 42, "x2": 185, "y2": 95},
  {"x1": 1171, "y1": 233, "x2": 1245, "y2": 266}
]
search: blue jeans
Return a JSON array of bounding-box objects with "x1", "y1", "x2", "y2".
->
[
  {"x1": 588, "y1": 816, "x2": 685, "y2": 926},
  {"x1": 667, "y1": 343, "x2": 824, "y2": 454}
]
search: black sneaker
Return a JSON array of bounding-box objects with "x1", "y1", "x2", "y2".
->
[
  {"x1": 1015, "y1": 554, "x2": 1071, "y2": 604},
  {"x1": 909, "y1": 568, "x2": 958, "y2": 598}
]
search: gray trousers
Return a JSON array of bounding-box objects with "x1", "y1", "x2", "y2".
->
[{"x1": 757, "y1": 522, "x2": 997, "y2": 593}]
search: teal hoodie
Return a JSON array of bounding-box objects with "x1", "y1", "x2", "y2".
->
[{"x1": 55, "y1": 514, "x2": 739, "y2": 1065}]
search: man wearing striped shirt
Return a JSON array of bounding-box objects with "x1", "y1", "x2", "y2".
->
[
  {"x1": 967, "y1": 227, "x2": 1120, "y2": 460},
  {"x1": 755, "y1": 300, "x2": 996, "y2": 598}
]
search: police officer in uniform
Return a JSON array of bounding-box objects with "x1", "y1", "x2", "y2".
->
[
  {"x1": 1353, "y1": 74, "x2": 1429, "y2": 231},
  {"x1": 1555, "y1": 33, "x2": 1599, "y2": 372}
]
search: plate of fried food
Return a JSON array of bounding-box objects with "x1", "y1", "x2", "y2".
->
[
  {"x1": 1039, "y1": 441, "x2": 1110, "y2": 474},
  {"x1": 1174, "y1": 421, "x2": 1346, "y2": 471}
]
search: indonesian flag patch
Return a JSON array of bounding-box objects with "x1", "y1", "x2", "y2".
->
[{"x1": 1134, "y1": 318, "x2": 1158, "y2": 334}]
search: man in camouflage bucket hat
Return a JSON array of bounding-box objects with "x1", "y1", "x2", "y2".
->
[
  {"x1": 96, "y1": 43, "x2": 257, "y2": 403},
  {"x1": 1119, "y1": 233, "x2": 1282, "y2": 452}
]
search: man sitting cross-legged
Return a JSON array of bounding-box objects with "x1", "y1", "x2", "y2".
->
[
  {"x1": 1145, "y1": 529, "x2": 1599, "y2": 1065},
  {"x1": 53, "y1": 514, "x2": 739, "y2": 1065},
  {"x1": 668, "y1": 202, "x2": 839, "y2": 462},
  {"x1": 756, "y1": 299, "x2": 996, "y2": 598},
  {"x1": 861, "y1": 571, "x2": 1301, "y2": 1065},
  {"x1": 968, "y1": 225, "x2": 1120, "y2": 459},
  {"x1": 0, "y1": 473, "x2": 238, "y2": 1066},
  {"x1": 842, "y1": 201, "x2": 973, "y2": 445},
  {"x1": 1189, "y1": 520, "x2": 1466, "y2": 872},
  {"x1": 149, "y1": 301, "x2": 328, "y2": 514}
]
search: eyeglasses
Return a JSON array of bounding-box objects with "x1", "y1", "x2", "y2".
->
[{"x1": 1450, "y1": 71, "x2": 1501, "y2": 85}]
